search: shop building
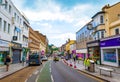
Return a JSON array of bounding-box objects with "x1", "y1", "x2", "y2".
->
[
  {"x1": 0, "y1": 0, "x2": 15, "y2": 64},
  {"x1": 0, "y1": 0, "x2": 30, "y2": 64},
  {"x1": 76, "y1": 22, "x2": 93, "y2": 60},
  {"x1": 87, "y1": 40, "x2": 101, "y2": 64},
  {"x1": 86, "y1": 11, "x2": 105, "y2": 65},
  {"x1": 21, "y1": 14, "x2": 29, "y2": 61},
  {"x1": 100, "y1": 35, "x2": 120, "y2": 67}
]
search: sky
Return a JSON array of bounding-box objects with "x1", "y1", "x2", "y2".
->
[{"x1": 11, "y1": 0, "x2": 120, "y2": 47}]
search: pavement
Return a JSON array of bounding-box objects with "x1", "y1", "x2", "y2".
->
[
  {"x1": 63, "y1": 59, "x2": 120, "y2": 82},
  {"x1": 0, "y1": 63, "x2": 28, "y2": 79}
]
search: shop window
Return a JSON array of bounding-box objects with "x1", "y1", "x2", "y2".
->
[
  {"x1": 115, "y1": 28, "x2": 119, "y2": 35},
  {"x1": 103, "y1": 49, "x2": 116, "y2": 63}
]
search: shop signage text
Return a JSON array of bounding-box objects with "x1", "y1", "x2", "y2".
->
[{"x1": 100, "y1": 37, "x2": 120, "y2": 47}]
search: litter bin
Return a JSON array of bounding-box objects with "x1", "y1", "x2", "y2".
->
[{"x1": 89, "y1": 60, "x2": 95, "y2": 72}]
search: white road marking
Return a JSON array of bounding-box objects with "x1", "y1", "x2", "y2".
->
[
  {"x1": 50, "y1": 62, "x2": 54, "y2": 82},
  {"x1": 35, "y1": 62, "x2": 46, "y2": 82},
  {"x1": 51, "y1": 75, "x2": 54, "y2": 82},
  {"x1": 33, "y1": 70, "x2": 39, "y2": 75}
]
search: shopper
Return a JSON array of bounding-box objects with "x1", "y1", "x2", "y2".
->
[{"x1": 4, "y1": 55, "x2": 11, "y2": 71}]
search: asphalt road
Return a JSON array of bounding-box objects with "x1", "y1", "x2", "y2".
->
[{"x1": 51, "y1": 61, "x2": 107, "y2": 82}]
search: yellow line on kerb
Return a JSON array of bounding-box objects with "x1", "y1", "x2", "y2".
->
[{"x1": 78, "y1": 71, "x2": 104, "y2": 82}]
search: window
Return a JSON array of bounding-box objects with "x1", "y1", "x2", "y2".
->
[
  {"x1": 0, "y1": 0, "x2": 2, "y2": 4},
  {"x1": 4, "y1": 0, "x2": 8, "y2": 10},
  {"x1": 97, "y1": 32, "x2": 100, "y2": 39},
  {"x1": 101, "y1": 31, "x2": 104, "y2": 38},
  {"x1": 17, "y1": 16, "x2": 19, "y2": 22},
  {"x1": 100, "y1": 15, "x2": 104, "y2": 24},
  {"x1": 3, "y1": 21, "x2": 6, "y2": 32},
  {"x1": 14, "y1": 13, "x2": 16, "y2": 21},
  {"x1": 115, "y1": 28, "x2": 119, "y2": 35},
  {"x1": 19, "y1": 32, "x2": 21, "y2": 40},
  {"x1": 0, "y1": 18, "x2": 2, "y2": 30},
  {"x1": 20, "y1": 18, "x2": 22, "y2": 24},
  {"x1": 9, "y1": 5, "x2": 11, "y2": 13},
  {"x1": 8, "y1": 23, "x2": 10, "y2": 33}
]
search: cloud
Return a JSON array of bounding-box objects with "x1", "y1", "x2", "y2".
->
[
  {"x1": 50, "y1": 33, "x2": 76, "y2": 40},
  {"x1": 11, "y1": 0, "x2": 95, "y2": 46}
]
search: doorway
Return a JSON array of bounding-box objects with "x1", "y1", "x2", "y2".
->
[{"x1": 118, "y1": 49, "x2": 120, "y2": 66}]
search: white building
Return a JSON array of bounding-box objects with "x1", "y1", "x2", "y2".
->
[{"x1": 0, "y1": 0, "x2": 29, "y2": 64}]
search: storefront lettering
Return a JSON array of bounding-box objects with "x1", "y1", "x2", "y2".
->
[{"x1": 101, "y1": 43, "x2": 105, "y2": 46}]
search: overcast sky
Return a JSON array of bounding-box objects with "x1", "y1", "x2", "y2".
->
[{"x1": 11, "y1": 0, "x2": 120, "y2": 47}]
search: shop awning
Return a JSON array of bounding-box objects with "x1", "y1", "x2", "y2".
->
[{"x1": 76, "y1": 49, "x2": 87, "y2": 53}]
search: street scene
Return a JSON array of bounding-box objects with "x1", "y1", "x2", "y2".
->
[{"x1": 0, "y1": 0, "x2": 120, "y2": 82}]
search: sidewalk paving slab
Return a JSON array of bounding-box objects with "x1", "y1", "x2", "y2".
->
[
  {"x1": 63, "y1": 59, "x2": 120, "y2": 82},
  {"x1": 0, "y1": 63, "x2": 28, "y2": 79}
]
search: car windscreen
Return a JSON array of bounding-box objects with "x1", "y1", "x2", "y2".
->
[{"x1": 29, "y1": 55, "x2": 39, "y2": 59}]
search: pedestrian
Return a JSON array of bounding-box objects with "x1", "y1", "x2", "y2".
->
[
  {"x1": 22, "y1": 56, "x2": 25, "y2": 66},
  {"x1": 73, "y1": 53, "x2": 76, "y2": 62},
  {"x1": 4, "y1": 55, "x2": 11, "y2": 71}
]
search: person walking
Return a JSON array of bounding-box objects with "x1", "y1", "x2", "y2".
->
[
  {"x1": 4, "y1": 55, "x2": 11, "y2": 71},
  {"x1": 22, "y1": 56, "x2": 25, "y2": 66},
  {"x1": 73, "y1": 53, "x2": 76, "y2": 62}
]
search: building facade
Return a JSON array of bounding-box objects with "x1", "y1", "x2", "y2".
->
[
  {"x1": 0, "y1": 0, "x2": 30, "y2": 64},
  {"x1": 76, "y1": 23, "x2": 93, "y2": 60},
  {"x1": 28, "y1": 27, "x2": 40, "y2": 52},
  {"x1": 100, "y1": 2, "x2": 120, "y2": 67}
]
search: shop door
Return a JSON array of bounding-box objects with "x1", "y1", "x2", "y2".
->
[
  {"x1": 12, "y1": 50, "x2": 21, "y2": 63},
  {"x1": 118, "y1": 49, "x2": 120, "y2": 66}
]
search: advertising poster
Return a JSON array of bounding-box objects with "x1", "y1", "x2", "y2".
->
[{"x1": 104, "y1": 52, "x2": 116, "y2": 63}]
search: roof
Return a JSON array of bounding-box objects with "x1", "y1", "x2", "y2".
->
[{"x1": 92, "y1": 11, "x2": 105, "y2": 19}]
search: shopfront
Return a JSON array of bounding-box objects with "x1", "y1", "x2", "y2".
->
[
  {"x1": 100, "y1": 35, "x2": 120, "y2": 67},
  {"x1": 0, "y1": 40, "x2": 10, "y2": 65},
  {"x1": 12, "y1": 42, "x2": 22, "y2": 64},
  {"x1": 76, "y1": 49, "x2": 87, "y2": 60},
  {"x1": 87, "y1": 40, "x2": 101, "y2": 64}
]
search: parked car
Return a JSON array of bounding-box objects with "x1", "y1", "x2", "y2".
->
[
  {"x1": 28, "y1": 53, "x2": 42, "y2": 66},
  {"x1": 41, "y1": 56, "x2": 48, "y2": 61}
]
